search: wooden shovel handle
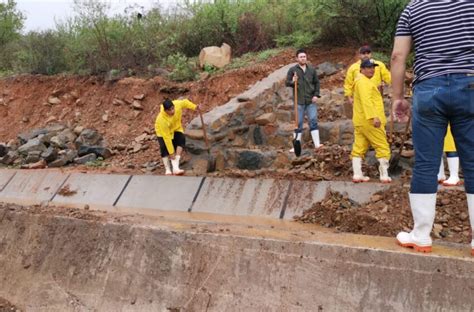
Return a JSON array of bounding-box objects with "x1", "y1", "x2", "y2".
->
[
  {"x1": 198, "y1": 108, "x2": 210, "y2": 150},
  {"x1": 294, "y1": 79, "x2": 299, "y2": 129}
]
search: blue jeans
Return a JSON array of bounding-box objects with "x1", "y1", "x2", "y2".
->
[
  {"x1": 296, "y1": 104, "x2": 318, "y2": 133},
  {"x1": 411, "y1": 74, "x2": 474, "y2": 193}
]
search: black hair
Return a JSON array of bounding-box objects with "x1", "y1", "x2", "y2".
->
[
  {"x1": 163, "y1": 98, "x2": 174, "y2": 110},
  {"x1": 296, "y1": 49, "x2": 306, "y2": 57}
]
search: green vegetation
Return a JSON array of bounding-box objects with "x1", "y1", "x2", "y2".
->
[{"x1": 0, "y1": 0, "x2": 410, "y2": 78}]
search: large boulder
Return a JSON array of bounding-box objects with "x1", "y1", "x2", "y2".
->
[{"x1": 199, "y1": 43, "x2": 232, "y2": 69}]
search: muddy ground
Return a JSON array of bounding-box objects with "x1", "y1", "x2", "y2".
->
[
  {"x1": 0, "y1": 297, "x2": 20, "y2": 312},
  {"x1": 295, "y1": 183, "x2": 471, "y2": 244}
]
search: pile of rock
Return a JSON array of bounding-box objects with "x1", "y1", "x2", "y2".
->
[{"x1": 0, "y1": 124, "x2": 113, "y2": 169}]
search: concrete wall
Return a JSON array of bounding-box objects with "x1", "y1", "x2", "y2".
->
[{"x1": 1, "y1": 209, "x2": 473, "y2": 311}]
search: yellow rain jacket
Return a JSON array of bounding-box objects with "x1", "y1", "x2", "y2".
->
[
  {"x1": 444, "y1": 124, "x2": 456, "y2": 152},
  {"x1": 154, "y1": 99, "x2": 197, "y2": 154},
  {"x1": 351, "y1": 75, "x2": 390, "y2": 159},
  {"x1": 344, "y1": 60, "x2": 391, "y2": 97}
]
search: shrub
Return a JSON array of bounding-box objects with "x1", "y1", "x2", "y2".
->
[{"x1": 166, "y1": 53, "x2": 197, "y2": 82}]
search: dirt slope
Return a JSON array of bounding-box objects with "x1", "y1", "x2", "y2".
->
[{"x1": 0, "y1": 47, "x2": 355, "y2": 173}]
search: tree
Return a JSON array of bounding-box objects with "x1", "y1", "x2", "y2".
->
[{"x1": 0, "y1": 0, "x2": 24, "y2": 46}]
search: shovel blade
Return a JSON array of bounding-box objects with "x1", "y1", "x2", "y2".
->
[
  {"x1": 293, "y1": 139, "x2": 302, "y2": 157},
  {"x1": 388, "y1": 153, "x2": 402, "y2": 176}
]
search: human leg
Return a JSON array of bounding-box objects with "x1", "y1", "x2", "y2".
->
[
  {"x1": 351, "y1": 126, "x2": 370, "y2": 182},
  {"x1": 157, "y1": 137, "x2": 172, "y2": 175},
  {"x1": 365, "y1": 125, "x2": 391, "y2": 183},
  {"x1": 170, "y1": 132, "x2": 186, "y2": 175},
  {"x1": 307, "y1": 103, "x2": 323, "y2": 148},
  {"x1": 397, "y1": 77, "x2": 448, "y2": 252}
]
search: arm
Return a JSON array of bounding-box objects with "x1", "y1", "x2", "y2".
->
[
  {"x1": 343, "y1": 65, "x2": 356, "y2": 97},
  {"x1": 379, "y1": 62, "x2": 392, "y2": 85},
  {"x1": 390, "y1": 36, "x2": 412, "y2": 122},
  {"x1": 285, "y1": 67, "x2": 295, "y2": 87},
  {"x1": 178, "y1": 99, "x2": 197, "y2": 110}
]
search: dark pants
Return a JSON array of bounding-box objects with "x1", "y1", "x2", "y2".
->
[{"x1": 157, "y1": 132, "x2": 186, "y2": 157}]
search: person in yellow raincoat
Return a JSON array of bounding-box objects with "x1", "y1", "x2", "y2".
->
[
  {"x1": 351, "y1": 59, "x2": 391, "y2": 183},
  {"x1": 438, "y1": 125, "x2": 461, "y2": 186},
  {"x1": 344, "y1": 45, "x2": 391, "y2": 118},
  {"x1": 155, "y1": 98, "x2": 197, "y2": 175}
]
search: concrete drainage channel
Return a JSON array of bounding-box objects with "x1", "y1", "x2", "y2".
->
[{"x1": 1, "y1": 168, "x2": 474, "y2": 311}]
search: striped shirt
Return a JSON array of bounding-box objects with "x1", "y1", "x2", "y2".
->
[{"x1": 395, "y1": 1, "x2": 474, "y2": 83}]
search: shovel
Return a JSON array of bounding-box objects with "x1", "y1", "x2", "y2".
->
[
  {"x1": 388, "y1": 114, "x2": 412, "y2": 176},
  {"x1": 292, "y1": 79, "x2": 302, "y2": 157},
  {"x1": 198, "y1": 107, "x2": 211, "y2": 155}
]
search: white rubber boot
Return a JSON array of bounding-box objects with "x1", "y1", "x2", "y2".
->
[
  {"x1": 171, "y1": 155, "x2": 184, "y2": 176},
  {"x1": 378, "y1": 158, "x2": 392, "y2": 183},
  {"x1": 396, "y1": 193, "x2": 436, "y2": 253},
  {"x1": 467, "y1": 194, "x2": 474, "y2": 256},
  {"x1": 162, "y1": 157, "x2": 172, "y2": 175},
  {"x1": 443, "y1": 156, "x2": 461, "y2": 186},
  {"x1": 310, "y1": 129, "x2": 323, "y2": 149},
  {"x1": 352, "y1": 157, "x2": 370, "y2": 182},
  {"x1": 437, "y1": 157, "x2": 446, "y2": 183}
]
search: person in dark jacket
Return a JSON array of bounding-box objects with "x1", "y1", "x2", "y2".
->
[{"x1": 286, "y1": 49, "x2": 323, "y2": 150}]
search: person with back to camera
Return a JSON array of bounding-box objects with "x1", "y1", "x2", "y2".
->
[{"x1": 391, "y1": 1, "x2": 474, "y2": 254}]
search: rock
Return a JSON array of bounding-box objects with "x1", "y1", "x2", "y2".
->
[
  {"x1": 237, "y1": 150, "x2": 263, "y2": 170},
  {"x1": 440, "y1": 198, "x2": 451, "y2": 206},
  {"x1": 371, "y1": 194, "x2": 383, "y2": 202},
  {"x1": 26, "y1": 159, "x2": 47, "y2": 169},
  {"x1": 41, "y1": 147, "x2": 58, "y2": 163},
  {"x1": 112, "y1": 98, "x2": 125, "y2": 106},
  {"x1": 102, "y1": 113, "x2": 109, "y2": 122},
  {"x1": 132, "y1": 101, "x2": 143, "y2": 110},
  {"x1": 73, "y1": 126, "x2": 84, "y2": 135},
  {"x1": 134, "y1": 133, "x2": 148, "y2": 143},
  {"x1": 47, "y1": 96, "x2": 61, "y2": 105},
  {"x1": 215, "y1": 152, "x2": 225, "y2": 171},
  {"x1": 0, "y1": 151, "x2": 18, "y2": 165},
  {"x1": 0, "y1": 144, "x2": 8, "y2": 157},
  {"x1": 253, "y1": 127, "x2": 264, "y2": 145},
  {"x1": 193, "y1": 158, "x2": 209, "y2": 175},
  {"x1": 18, "y1": 128, "x2": 49, "y2": 144},
  {"x1": 185, "y1": 129, "x2": 204, "y2": 140},
  {"x1": 50, "y1": 135, "x2": 68, "y2": 149},
  {"x1": 74, "y1": 153, "x2": 97, "y2": 164},
  {"x1": 78, "y1": 145, "x2": 112, "y2": 159},
  {"x1": 255, "y1": 113, "x2": 276, "y2": 126},
  {"x1": 433, "y1": 223, "x2": 443, "y2": 235},
  {"x1": 133, "y1": 94, "x2": 145, "y2": 100},
  {"x1": 45, "y1": 116, "x2": 58, "y2": 124},
  {"x1": 199, "y1": 43, "x2": 232, "y2": 69},
  {"x1": 18, "y1": 138, "x2": 47, "y2": 155},
  {"x1": 48, "y1": 156, "x2": 69, "y2": 168},
  {"x1": 132, "y1": 143, "x2": 142, "y2": 153},
  {"x1": 76, "y1": 129, "x2": 103, "y2": 147},
  {"x1": 316, "y1": 62, "x2": 338, "y2": 77},
  {"x1": 25, "y1": 151, "x2": 42, "y2": 164},
  {"x1": 22, "y1": 117, "x2": 29, "y2": 123}
]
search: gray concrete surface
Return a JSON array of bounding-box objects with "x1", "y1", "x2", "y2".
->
[
  {"x1": 0, "y1": 170, "x2": 68, "y2": 205},
  {"x1": 115, "y1": 175, "x2": 203, "y2": 213},
  {"x1": 51, "y1": 173, "x2": 131, "y2": 209},
  {"x1": 191, "y1": 177, "x2": 290, "y2": 218},
  {"x1": 1, "y1": 208, "x2": 473, "y2": 312},
  {"x1": 0, "y1": 169, "x2": 16, "y2": 191}
]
